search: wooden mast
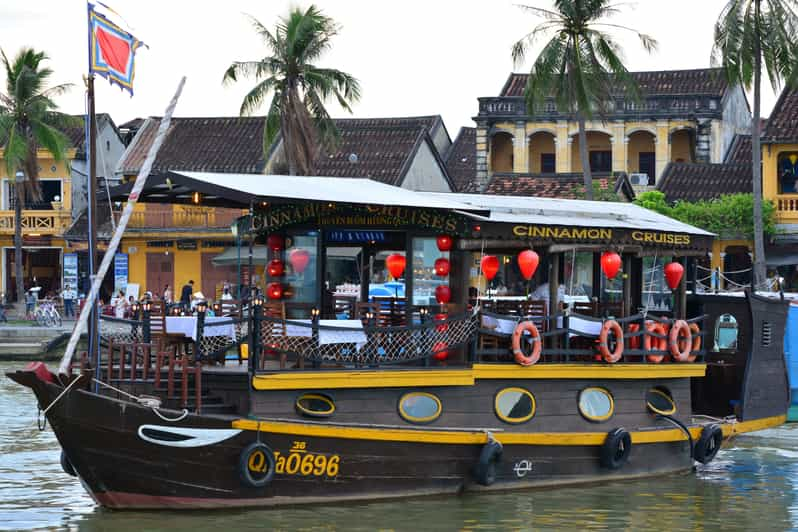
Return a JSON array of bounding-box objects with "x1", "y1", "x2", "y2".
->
[{"x1": 86, "y1": 74, "x2": 100, "y2": 383}]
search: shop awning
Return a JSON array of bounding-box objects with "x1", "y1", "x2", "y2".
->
[{"x1": 212, "y1": 246, "x2": 269, "y2": 266}]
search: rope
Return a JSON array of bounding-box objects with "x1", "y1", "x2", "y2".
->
[
  {"x1": 39, "y1": 374, "x2": 85, "y2": 427},
  {"x1": 92, "y1": 378, "x2": 189, "y2": 422},
  {"x1": 644, "y1": 252, "x2": 658, "y2": 311}
]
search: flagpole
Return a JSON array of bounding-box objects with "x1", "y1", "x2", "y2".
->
[{"x1": 86, "y1": 2, "x2": 101, "y2": 391}]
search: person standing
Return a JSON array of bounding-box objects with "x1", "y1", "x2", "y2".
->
[
  {"x1": 180, "y1": 280, "x2": 194, "y2": 309},
  {"x1": 163, "y1": 284, "x2": 173, "y2": 304},
  {"x1": 61, "y1": 284, "x2": 76, "y2": 319}
]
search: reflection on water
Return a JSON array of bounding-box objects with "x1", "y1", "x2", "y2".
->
[{"x1": 2, "y1": 361, "x2": 797, "y2": 531}]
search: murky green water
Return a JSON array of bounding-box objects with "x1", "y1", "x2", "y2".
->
[{"x1": 2, "y1": 361, "x2": 797, "y2": 531}]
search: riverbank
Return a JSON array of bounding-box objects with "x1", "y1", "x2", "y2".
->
[{"x1": 0, "y1": 323, "x2": 77, "y2": 361}]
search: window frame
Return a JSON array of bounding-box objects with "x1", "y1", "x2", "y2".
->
[
  {"x1": 577, "y1": 387, "x2": 615, "y2": 422},
  {"x1": 397, "y1": 391, "x2": 442, "y2": 424},
  {"x1": 295, "y1": 393, "x2": 336, "y2": 418},
  {"x1": 494, "y1": 387, "x2": 537, "y2": 424}
]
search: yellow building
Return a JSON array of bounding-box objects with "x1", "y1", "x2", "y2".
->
[{"x1": 473, "y1": 68, "x2": 751, "y2": 192}]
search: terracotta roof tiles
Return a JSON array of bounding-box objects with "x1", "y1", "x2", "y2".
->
[
  {"x1": 657, "y1": 162, "x2": 751, "y2": 202},
  {"x1": 444, "y1": 127, "x2": 477, "y2": 192},
  {"x1": 764, "y1": 87, "x2": 798, "y2": 142}
]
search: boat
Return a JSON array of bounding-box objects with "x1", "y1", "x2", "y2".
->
[{"x1": 7, "y1": 171, "x2": 791, "y2": 510}]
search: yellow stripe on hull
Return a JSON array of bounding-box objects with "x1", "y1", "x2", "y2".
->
[
  {"x1": 251, "y1": 364, "x2": 708, "y2": 390},
  {"x1": 232, "y1": 414, "x2": 785, "y2": 446}
]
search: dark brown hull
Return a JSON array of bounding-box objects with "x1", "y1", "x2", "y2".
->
[{"x1": 10, "y1": 370, "x2": 706, "y2": 510}]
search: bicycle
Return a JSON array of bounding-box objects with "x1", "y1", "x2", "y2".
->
[{"x1": 34, "y1": 298, "x2": 62, "y2": 327}]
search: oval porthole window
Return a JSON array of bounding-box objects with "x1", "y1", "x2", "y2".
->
[
  {"x1": 295, "y1": 393, "x2": 335, "y2": 418},
  {"x1": 578, "y1": 387, "x2": 614, "y2": 422},
  {"x1": 495, "y1": 387, "x2": 536, "y2": 424},
  {"x1": 646, "y1": 388, "x2": 676, "y2": 415},
  {"x1": 398, "y1": 392, "x2": 441, "y2": 424}
]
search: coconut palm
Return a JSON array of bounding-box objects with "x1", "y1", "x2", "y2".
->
[
  {"x1": 223, "y1": 5, "x2": 361, "y2": 176},
  {"x1": 511, "y1": 0, "x2": 657, "y2": 200},
  {"x1": 0, "y1": 48, "x2": 72, "y2": 305},
  {"x1": 712, "y1": 0, "x2": 798, "y2": 287}
]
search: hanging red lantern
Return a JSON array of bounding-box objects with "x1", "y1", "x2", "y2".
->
[
  {"x1": 432, "y1": 341, "x2": 449, "y2": 361},
  {"x1": 289, "y1": 249, "x2": 310, "y2": 274},
  {"x1": 664, "y1": 261, "x2": 685, "y2": 290},
  {"x1": 267, "y1": 234, "x2": 284, "y2": 251},
  {"x1": 266, "y1": 282, "x2": 283, "y2": 300},
  {"x1": 435, "y1": 285, "x2": 451, "y2": 304},
  {"x1": 436, "y1": 235, "x2": 453, "y2": 252},
  {"x1": 601, "y1": 251, "x2": 622, "y2": 280},
  {"x1": 517, "y1": 250, "x2": 540, "y2": 280},
  {"x1": 481, "y1": 255, "x2": 500, "y2": 281},
  {"x1": 434, "y1": 257, "x2": 450, "y2": 276},
  {"x1": 385, "y1": 253, "x2": 406, "y2": 279},
  {"x1": 267, "y1": 259, "x2": 284, "y2": 277},
  {"x1": 434, "y1": 313, "x2": 448, "y2": 332}
]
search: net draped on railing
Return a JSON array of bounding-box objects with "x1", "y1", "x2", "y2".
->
[
  {"x1": 256, "y1": 313, "x2": 478, "y2": 366},
  {"x1": 198, "y1": 316, "x2": 250, "y2": 361},
  {"x1": 99, "y1": 315, "x2": 143, "y2": 346}
]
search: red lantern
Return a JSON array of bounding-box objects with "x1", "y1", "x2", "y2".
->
[
  {"x1": 601, "y1": 251, "x2": 622, "y2": 280},
  {"x1": 385, "y1": 253, "x2": 406, "y2": 279},
  {"x1": 434, "y1": 313, "x2": 448, "y2": 332},
  {"x1": 267, "y1": 259, "x2": 284, "y2": 277},
  {"x1": 436, "y1": 235, "x2": 453, "y2": 252},
  {"x1": 481, "y1": 255, "x2": 500, "y2": 281},
  {"x1": 267, "y1": 282, "x2": 283, "y2": 300},
  {"x1": 434, "y1": 257, "x2": 451, "y2": 277},
  {"x1": 664, "y1": 261, "x2": 685, "y2": 290},
  {"x1": 432, "y1": 341, "x2": 449, "y2": 361},
  {"x1": 517, "y1": 250, "x2": 540, "y2": 281},
  {"x1": 267, "y1": 234, "x2": 284, "y2": 251},
  {"x1": 435, "y1": 285, "x2": 451, "y2": 304},
  {"x1": 289, "y1": 249, "x2": 310, "y2": 274}
]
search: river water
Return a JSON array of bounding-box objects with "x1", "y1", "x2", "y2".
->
[{"x1": 2, "y1": 361, "x2": 797, "y2": 531}]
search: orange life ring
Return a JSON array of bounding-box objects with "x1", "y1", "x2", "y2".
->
[
  {"x1": 644, "y1": 321, "x2": 668, "y2": 363},
  {"x1": 599, "y1": 320, "x2": 624, "y2": 363},
  {"x1": 669, "y1": 320, "x2": 693, "y2": 363},
  {"x1": 512, "y1": 321, "x2": 541, "y2": 366},
  {"x1": 688, "y1": 323, "x2": 701, "y2": 362},
  {"x1": 627, "y1": 323, "x2": 641, "y2": 350}
]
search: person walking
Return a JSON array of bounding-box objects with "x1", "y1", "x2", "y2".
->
[
  {"x1": 61, "y1": 284, "x2": 76, "y2": 319},
  {"x1": 180, "y1": 280, "x2": 194, "y2": 309}
]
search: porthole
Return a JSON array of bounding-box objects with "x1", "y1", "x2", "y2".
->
[
  {"x1": 646, "y1": 387, "x2": 676, "y2": 416},
  {"x1": 295, "y1": 393, "x2": 335, "y2": 418},
  {"x1": 578, "y1": 387, "x2": 614, "y2": 422},
  {"x1": 398, "y1": 392, "x2": 441, "y2": 424},
  {"x1": 494, "y1": 387, "x2": 536, "y2": 424}
]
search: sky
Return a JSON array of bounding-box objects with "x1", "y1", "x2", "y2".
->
[{"x1": 0, "y1": 1, "x2": 782, "y2": 136}]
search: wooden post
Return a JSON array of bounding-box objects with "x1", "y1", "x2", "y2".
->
[
  {"x1": 679, "y1": 256, "x2": 688, "y2": 319},
  {"x1": 623, "y1": 254, "x2": 632, "y2": 318},
  {"x1": 549, "y1": 253, "x2": 560, "y2": 348},
  {"x1": 87, "y1": 74, "x2": 100, "y2": 392}
]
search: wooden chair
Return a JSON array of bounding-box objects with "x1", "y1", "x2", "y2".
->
[
  {"x1": 332, "y1": 295, "x2": 357, "y2": 320},
  {"x1": 521, "y1": 299, "x2": 548, "y2": 333},
  {"x1": 261, "y1": 302, "x2": 289, "y2": 369},
  {"x1": 572, "y1": 299, "x2": 598, "y2": 317},
  {"x1": 600, "y1": 301, "x2": 624, "y2": 319}
]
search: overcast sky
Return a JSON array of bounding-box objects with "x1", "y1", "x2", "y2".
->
[{"x1": 0, "y1": 1, "x2": 782, "y2": 136}]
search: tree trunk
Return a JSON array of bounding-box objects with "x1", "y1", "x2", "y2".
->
[
  {"x1": 13, "y1": 181, "x2": 25, "y2": 306},
  {"x1": 577, "y1": 112, "x2": 594, "y2": 200},
  {"x1": 751, "y1": 0, "x2": 767, "y2": 287}
]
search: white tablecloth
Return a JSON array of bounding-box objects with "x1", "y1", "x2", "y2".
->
[
  {"x1": 481, "y1": 314, "x2": 602, "y2": 337},
  {"x1": 285, "y1": 319, "x2": 368, "y2": 350},
  {"x1": 165, "y1": 316, "x2": 237, "y2": 342}
]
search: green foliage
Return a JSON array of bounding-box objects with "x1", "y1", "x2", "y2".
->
[
  {"x1": 570, "y1": 180, "x2": 622, "y2": 202},
  {"x1": 633, "y1": 190, "x2": 776, "y2": 239},
  {"x1": 223, "y1": 5, "x2": 361, "y2": 175}
]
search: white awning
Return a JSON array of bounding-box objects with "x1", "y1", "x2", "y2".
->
[{"x1": 212, "y1": 246, "x2": 268, "y2": 266}]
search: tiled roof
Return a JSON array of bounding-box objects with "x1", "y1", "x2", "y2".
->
[
  {"x1": 484, "y1": 173, "x2": 630, "y2": 200},
  {"x1": 724, "y1": 134, "x2": 752, "y2": 164},
  {"x1": 118, "y1": 115, "x2": 449, "y2": 187},
  {"x1": 657, "y1": 162, "x2": 751, "y2": 202},
  {"x1": 500, "y1": 68, "x2": 728, "y2": 98},
  {"x1": 443, "y1": 127, "x2": 477, "y2": 192},
  {"x1": 764, "y1": 87, "x2": 798, "y2": 142},
  {"x1": 117, "y1": 116, "x2": 267, "y2": 176}
]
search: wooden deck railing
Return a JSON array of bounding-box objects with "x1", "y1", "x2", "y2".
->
[
  {"x1": 0, "y1": 210, "x2": 72, "y2": 235},
  {"x1": 775, "y1": 195, "x2": 798, "y2": 223}
]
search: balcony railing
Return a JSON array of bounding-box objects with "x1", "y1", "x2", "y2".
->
[
  {"x1": 0, "y1": 210, "x2": 72, "y2": 235},
  {"x1": 775, "y1": 195, "x2": 798, "y2": 222},
  {"x1": 117, "y1": 208, "x2": 244, "y2": 230}
]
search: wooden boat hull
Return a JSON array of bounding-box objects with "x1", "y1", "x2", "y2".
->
[{"x1": 7, "y1": 368, "x2": 767, "y2": 511}]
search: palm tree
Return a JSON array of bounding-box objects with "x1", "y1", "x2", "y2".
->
[
  {"x1": 712, "y1": 0, "x2": 798, "y2": 287},
  {"x1": 511, "y1": 0, "x2": 657, "y2": 200},
  {"x1": 223, "y1": 5, "x2": 361, "y2": 176},
  {"x1": 0, "y1": 48, "x2": 72, "y2": 306}
]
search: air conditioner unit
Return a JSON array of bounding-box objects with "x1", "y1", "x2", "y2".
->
[{"x1": 629, "y1": 173, "x2": 649, "y2": 186}]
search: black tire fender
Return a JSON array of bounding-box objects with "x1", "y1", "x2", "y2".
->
[
  {"x1": 239, "y1": 442, "x2": 276, "y2": 488},
  {"x1": 600, "y1": 427, "x2": 632, "y2": 470},
  {"x1": 694, "y1": 424, "x2": 724, "y2": 465},
  {"x1": 60, "y1": 449, "x2": 76, "y2": 477},
  {"x1": 473, "y1": 438, "x2": 503, "y2": 486}
]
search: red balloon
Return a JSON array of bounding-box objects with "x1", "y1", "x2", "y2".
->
[
  {"x1": 267, "y1": 234, "x2": 284, "y2": 251},
  {"x1": 385, "y1": 253, "x2": 406, "y2": 279},
  {"x1": 267, "y1": 259, "x2": 284, "y2": 277},
  {"x1": 436, "y1": 235, "x2": 453, "y2": 252},
  {"x1": 435, "y1": 285, "x2": 451, "y2": 304},
  {"x1": 434, "y1": 257, "x2": 450, "y2": 277},
  {"x1": 601, "y1": 251, "x2": 622, "y2": 280},
  {"x1": 266, "y1": 282, "x2": 283, "y2": 300},
  {"x1": 289, "y1": 249, "x2": 310, "y2": 274},
  {"x1": 664, "y1": 261, "x2": 685, "y2": 290},
  {"x1": 517, "y1": 250, "x2": 540, "y2": 280},
  {"x1": 481, "y1": 255, "x2": 500, "y2": 281},
  {"x1": 432, "y1": 341, "x2": 449, "y2": 361}
]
